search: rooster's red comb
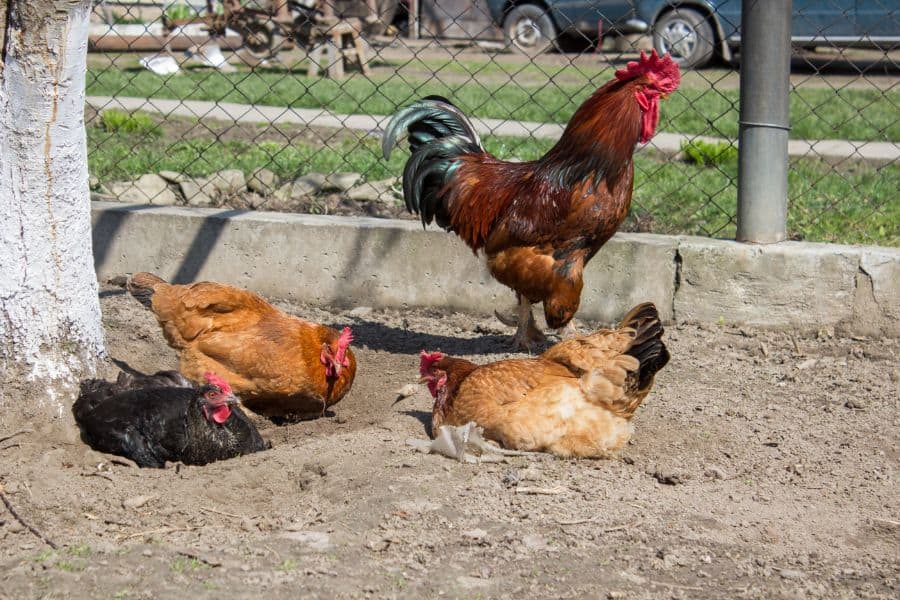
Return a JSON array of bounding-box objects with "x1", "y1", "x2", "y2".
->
[
  {"x1": 615, "y1": 49, "x2": 681, "y2": 93},
  {"x1": 203, "y1": 372, "x2": 232, "y2": 395},
  {"x1": 419, "y1": 350, "x2": 444, "y2": 376}
]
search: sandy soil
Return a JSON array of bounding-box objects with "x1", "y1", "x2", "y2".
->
[{"x1": 1, "y1": 285, "x2": 897, "y2": 599}]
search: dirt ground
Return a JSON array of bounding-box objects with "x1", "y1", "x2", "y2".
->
[{"x1": 1, "y1": 285, "x2": 897, "y2": 599}]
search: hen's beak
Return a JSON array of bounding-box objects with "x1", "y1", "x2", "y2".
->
[
  {"x1": 418, "y1": 376, "x2": 431, "y2": 384},
  {"x1": 224, "y1": 393, "x2": 241, "y2": 406},
  {"x1": 660, "y1": 92, "x2": 670, "y2": 100}
]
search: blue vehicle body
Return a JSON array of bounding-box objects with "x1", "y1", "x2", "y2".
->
[
  {"x1": 636, "y1": 0, "x2": 899, "y2": 67},
  {"x1": 485, "y1": 0, "x2": 898, "y2": 66}
]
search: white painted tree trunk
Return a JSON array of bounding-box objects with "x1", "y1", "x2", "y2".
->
[{"x1": 0, "y1": 0, "x2": 105, "y2": 416}]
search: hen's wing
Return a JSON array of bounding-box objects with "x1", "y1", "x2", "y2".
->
[
  {"x1": 128, "y1": 273, "x2": 277, "y2": 348},
  {"x1": 540, "y1": 303, "x2": 669, "y2": 418}
]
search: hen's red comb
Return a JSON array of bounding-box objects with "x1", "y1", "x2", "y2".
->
[
  {"x1": 334, "y1": 326, "x2": 354, "y2": 365},
  {"x1": 614, "y1": 49, "x2": 681, "y2": 92},
  {"x1": 203, "y1": 371, "x2": 232, "y2": 395},
  {"x1": 338, "y1": 326, "x2": 353, "y2": 349},
  {"x1": 419, "y1": 350, "x2": 444, "y2": 376}
]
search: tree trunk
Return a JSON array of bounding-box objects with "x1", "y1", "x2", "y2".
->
[{"x1": 0, "y1": 0, "x2": 105, "y2": 417}]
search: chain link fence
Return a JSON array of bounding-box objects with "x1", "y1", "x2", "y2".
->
[{"x1": 86, "y1": 0, "x2": 898, "y2": 246}]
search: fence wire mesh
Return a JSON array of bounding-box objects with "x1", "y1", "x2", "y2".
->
[{"x1": 86, "y1": 0, "x2": 899, "y2": 246}]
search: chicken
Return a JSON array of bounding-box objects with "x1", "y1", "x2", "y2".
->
[
  {"x1": 383, "y1": 51, "x2": 680, "y2": 350},
  {"x1": 416, "y1": 303, "x2": 669, "y2": 458},
  {"x1": 126, "y1": 272, "x2": 356, "y2": 420},
  {"x1": 73, "y1": 370, "x2": 268, "y2": 468}
]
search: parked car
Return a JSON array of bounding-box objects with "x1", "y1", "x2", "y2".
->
[
  {"x1": 636, "y1": 0, "x2": 900, "y2": 68},
  {"x1": 485, "y1": 0, "x2": 648, "y2": 53}
]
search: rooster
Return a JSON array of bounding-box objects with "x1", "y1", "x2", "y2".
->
[
  {"x1": 126, "y1": 272, "x2": 356, "y2": 420},
  {"x1": 383, "y1": 51, "x2": 680, "y2": 350},
  {"x1": 416, "y1": 303, "x2": 669, "y2": 458},
  {"x1": 73, "y1": 371, "x2": 268, "y2": 468}
]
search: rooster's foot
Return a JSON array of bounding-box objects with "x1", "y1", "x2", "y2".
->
[{"x1": 511, "y1": 324, "x2": 546, "y2": 353}]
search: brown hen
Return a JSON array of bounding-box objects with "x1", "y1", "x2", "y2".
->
[
  {"x1": 418, "y1": 303, "x2": 669, "y2": 458},
  {"x1": 127, "y1": 272, "x2": 356, "y2": 419}
]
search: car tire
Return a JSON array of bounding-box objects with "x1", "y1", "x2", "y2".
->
[
  {"x1": 502, "y1": 4, "x2": 558, "y2": 54},
  {"x1": 652, "y1": 8, "x2": 715, "y2": 69}
]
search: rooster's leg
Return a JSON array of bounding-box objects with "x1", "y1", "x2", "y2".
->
[{"x1": 510, "y1": 295, "x2": 545, "y2": 352}]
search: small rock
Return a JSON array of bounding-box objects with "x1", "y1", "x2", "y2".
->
[
  {"x1": 779, "y1": 568, "x2": 805, "y2": 580},
  {"x1": 247, "y1": 167, "x2": 278, "y2": 195},
  {"x1": 365, "y1": 538, "x2": 391, "y2": 552},
  {"x1": 109, "y1": 174, "x2": 178, "y2": 205},
  {"x1": 91, "y1": 191, "x2": 116, "y2": 202},
  {"x1": 122, "y1": 494, "x2": 155, "y2": 509},
  {"x1": 210, "y1": 169, "x2": 247, "y2": 198},
  {"x1": 7, "y1": 521, "x2": 25, "y2": 533},
  {"x1": 142, "y1": 549, "x2": 153, "y2": 557},
  {"x1": 501, "y1": 470, "x2": 520, "y2": 487},
  {"x1": 89, "y1": 175, "x2": 100, "y2": 190},
  {"x1": 521, "y1": 534, "x2": 548, "y2": 551},
  {"x1": 322, "y1": 172, "x2": 361, "y2": 192},
  {"x1": 280, "y1": 530, "x2": 331, "y2": 551},
  {"x1": 796, "y1": 358, "x2": 818, "y2": 370},
  {"x1": 519, "y1": 467, "x2": 542, "y2": 481},
  {"x1": 844, "y1": 399, "x2": 866, "y2": 410},
  {"x1": 462, "y1": 529, "x2": 488, "y2": 544},
  {"x1": 346, "y1": 177, "x2": 400, "y2": 202},
  {"x1": 274, "y1": 177, "x2": 320, "y2": 203},
  {"x1": 704, "y1": 466, "x2": 726, "y2": 480},
  {"x1": 179, "y1": 178, "x2": 216, "y2": 207},
  {"x1": 4, "y1": 482, "x2": 20, "y2": 494},
  {"x1": 348, "y1": 305, "x2": 373, "y2": 317},
  {"x1": 649, "y1": 468, "x2": 688, "y2": 485},
  {"x1": 157, "y1": 170, "x2": 185, "y2": 184}
]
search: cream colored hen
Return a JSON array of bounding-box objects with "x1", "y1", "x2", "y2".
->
[{"x1": 418, "y1": 303, "x2": 669, "y2": 458}]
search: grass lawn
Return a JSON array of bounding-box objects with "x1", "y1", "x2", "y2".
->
[
  {"x1": 86, "y1": 66, "x2": 899, "y2": 142},
  {"x1": 88, "y1": 123, "x2": 898, "y2": 246}
]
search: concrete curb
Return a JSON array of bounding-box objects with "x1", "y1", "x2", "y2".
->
[
  {"x1": 86, "y1": 96, "x2": 899, "y2": 163},
  {"x1": 91, "y1": 202, "x2": 899, "y2": 336}
]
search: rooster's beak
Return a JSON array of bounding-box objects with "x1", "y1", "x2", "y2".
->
[{"x1": 660, "y1": 92, "x2": 670, "y2": 100}]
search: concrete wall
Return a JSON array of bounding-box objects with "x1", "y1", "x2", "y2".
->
[{"x1": 91, "y1": 202, "x2": 899, "y2": 336}]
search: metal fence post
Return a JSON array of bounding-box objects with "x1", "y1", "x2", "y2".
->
[{"x1": 736, "y1": 0, "x2": 791, "y2": 243}]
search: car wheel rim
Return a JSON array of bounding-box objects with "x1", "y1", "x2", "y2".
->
[
  {"x1": 514, "y1": 18, "x2": 542, "y2": 47},
  {"x1": 660, "y1": 20, "x2": 697, "y2": 59}
]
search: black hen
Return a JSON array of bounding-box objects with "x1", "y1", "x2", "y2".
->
[{"x1": 73, "y1": 370, "x2": 269, "y2": 468}]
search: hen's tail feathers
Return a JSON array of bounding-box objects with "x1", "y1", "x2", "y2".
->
[
  {"x1": 620, "y1": 303, "x2": 670, "y2": 392},
  {"x1": 126, "y1": 272, "x2": 167, "y2": 309},
  {"x1": 381, "y1": 97, "x2": 484, "y2": 228}
]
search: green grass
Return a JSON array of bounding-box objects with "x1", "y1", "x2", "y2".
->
[
  {"x1": 86, "y1": 67, "x2": 899, "y2": 142},
  {"x1": 170, "y1": 557, "x2": 206, "y2": 573},
  {"x1": 88, "y1": 125, "x2": 898, "y2": 246},
  {"x1": 680, "y1": 139, "x2": 738, "y2": 167},
  {"x1": 100, "y1": 109, "x2": 161, "y2": 136}
]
